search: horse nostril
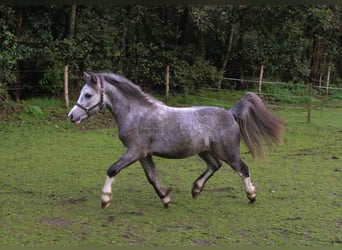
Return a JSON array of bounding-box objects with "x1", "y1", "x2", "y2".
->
[{"x1": 69, "y1": 114, "x2": 74, "y2": 121}]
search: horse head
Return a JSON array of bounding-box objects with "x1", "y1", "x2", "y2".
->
[{"x1": 68, "y1": 72, "x2": 105, "y2": 124}]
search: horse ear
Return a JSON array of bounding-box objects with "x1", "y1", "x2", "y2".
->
[
  {"x1": 84, "y1": 72, "x2": 100, "y2": 89},
  {"x1": 84, "y1": 72, "x2": 98, "y2": 84},
  {"x1": 90, "y1": 73, "x2": 98, "y2": 84}
]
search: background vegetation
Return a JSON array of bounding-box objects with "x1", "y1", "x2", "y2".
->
[{"x1": 0, "y1": 5, "x2": 341, "y2": 101}]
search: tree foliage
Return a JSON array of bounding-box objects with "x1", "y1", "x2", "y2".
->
[{"x1": 0, "y1": 5, "x2": 341, "y2": 100}]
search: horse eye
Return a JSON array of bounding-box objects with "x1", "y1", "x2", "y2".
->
[{"x1": 85, "y1": 93, "x2": 92, "y2": 99}]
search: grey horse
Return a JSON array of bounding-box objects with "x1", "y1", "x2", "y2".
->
[{"x1": 68, "y1": 72, "x2": 283, "y2": 209}]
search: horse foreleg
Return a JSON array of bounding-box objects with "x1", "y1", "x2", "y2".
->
[
  {"x1": 192, "y1": 152, "x2": 222, "y2": 199},
  {"x1": 101, "y1": 176, "x2": 114, "y2": 209},
  {"x1": 101, "y1": 151, "x2": 139, "y2": 209},
  {"x1": 140, "y1": 155, "x2": 172, "y2": 208}
]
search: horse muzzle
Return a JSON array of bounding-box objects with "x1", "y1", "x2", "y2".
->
[
  {"x1": 69, "y1": 114, "x2": 82, "y2": 124},
  {"x1": 68, "y1": 107, "x2": 87, "y2": 124}
]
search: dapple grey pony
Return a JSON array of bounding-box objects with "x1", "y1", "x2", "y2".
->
[{"x1": 68, "y1": 72, "x2": 283, "y2": 209}]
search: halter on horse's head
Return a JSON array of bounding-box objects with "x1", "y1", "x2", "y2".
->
[{"x1": 68, "y1": 72, "x2": 105, "y2": 124}]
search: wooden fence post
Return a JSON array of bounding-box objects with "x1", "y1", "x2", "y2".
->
[
  {"x1": 258, "y1": 64, "x2": 264, "y2": 95},
  {"x1": 165, "y1": 65, "x2": 170, "y2": 103},
  {"x1": 307, "y1": 82, "x2": 312, "y2": 123},
  {"x1": 326, "y1": 66, "x2": 331, "y2": 96},
  {"x1": 64, "y1": 65, "x2": 69, "y2": 109}
]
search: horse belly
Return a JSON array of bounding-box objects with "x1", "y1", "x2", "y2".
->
[
  {"x1": 152, "y1": 152, "x2": 195, "y2": 159},
  {"x1": 150, "y1": 132, "x2": 209, "y2": 159}
]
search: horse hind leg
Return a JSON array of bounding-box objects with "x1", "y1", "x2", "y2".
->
[
  {"x1": 192, "y1": 151, "x2": 222, "y2": 199},
  {"x1": 229, "y1": 159, "x2": 256, "y2": 203},
  {"x1": 140, "y1": 155, "x2": 172, "y2": 208}
]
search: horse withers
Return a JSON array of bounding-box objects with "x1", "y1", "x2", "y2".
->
[{"x1": 68, "y1": 72, "x2": 283, "y2": 209}]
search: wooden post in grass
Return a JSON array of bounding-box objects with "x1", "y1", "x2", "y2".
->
[
  {"x1": 326, "y1": 66, "x2": 331, "y2": 96},
  {"x1": 307, "y1": 82, "x2": 312, "y2": 123},
  {"x1": 165, "y1": 65, "x2": 170, "y2": 103},
  {"x1": 64, "y1": 65, "x2": 69, "y2": 109},
  {"x1": 258, "y1": 64, "x2": 264, "y2": 95}
]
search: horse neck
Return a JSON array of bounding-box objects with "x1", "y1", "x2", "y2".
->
[{"x1": 105, "y1": 84, "x2": 149, "y2": 125}]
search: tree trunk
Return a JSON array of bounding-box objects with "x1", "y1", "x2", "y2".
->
[
  {"x1": 119, "y1": 26, "x2": 127, "y2": 73},
  {"x1": 69, "y1": 5, "x2": 77, "y2": 37},
  {"x1": 119, "y1": 6, "x2": 132, "y2": 74},
  {"x1": 310, "y1": 30, "x2": 323, "y2": 86},
  {"x1": 178, "y1": 6, "x2": 190, "y2": 47},
  {"x1": 218, "y1": 24, "x2": 236, "y2": 88},
  {"x1": 66, "y1": 5, "x2": 76, "y2": 93},
  {"x1": 14, "y1": 8, "x2": 23, "y2": 102},
  {"x1": 198, "y1": 29, "x2": 205, "y2": 60}
]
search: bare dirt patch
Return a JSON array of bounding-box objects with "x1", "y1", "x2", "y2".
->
[
  {"x1": 43, "y1": 217, "x2": 73, "y2": 227},
  {"x1": 60, "y1": 197, "x2": 88, "y2": 205}
]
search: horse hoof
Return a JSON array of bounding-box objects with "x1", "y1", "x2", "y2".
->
[
  {"x1": 247, "y1": 193, "x2": 256, "y2": 204},
  {"x1": 191, "y1": 183, "x2": 202, "y2": 199},
  {"x1": 162, "y1": 197, "x2": 171, "y2": 208},
  {"x1": 164, "y1": 201, "x2": 171, "y2": 208},
  {"x1": 192, "y1": 190, "x2": 200, "y2": 199},
  {"x1": 191, "y1": 186, "x2": 202, "y2": 199},
  {"x1": 162, "y1": 189, "x2": 172, "y2": 208},
  {"x1": 249, "y1": 197, "x2": 256, "y2": 204},
  {"x1": 101, "y1": 201, "x2": 110, "y2": 209}
]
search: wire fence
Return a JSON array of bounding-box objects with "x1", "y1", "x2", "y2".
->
[
  {"x1": 168, "y1": 77, "x2": 342, "y2": 103},
  {"x1": 165, "y1": 73, "x2": 342, "y2": 123},
  {"x1": 1, "y1": 68, "x2": 342, "y2": 122}
]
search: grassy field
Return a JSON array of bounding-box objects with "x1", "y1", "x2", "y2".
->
[{"x1": 0, "y1": 93, "x2": 341, "y2": 246}]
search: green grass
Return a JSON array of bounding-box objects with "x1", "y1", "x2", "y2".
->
[{"x1": 0, "y1": 95, "x2": 341, "y2": 246}]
